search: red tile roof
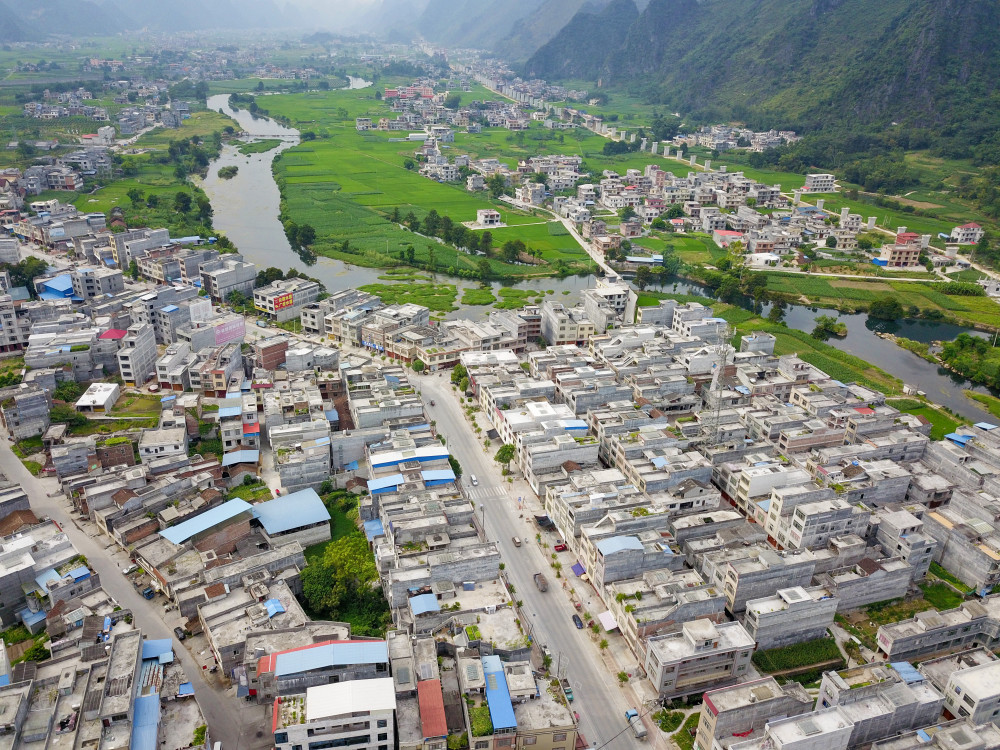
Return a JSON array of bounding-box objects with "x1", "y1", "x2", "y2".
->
[
  {"x1": 417, "y1": 679, "x2": 448, "y2": 739},
  {"x1": 99, "y1": 329, "x2": 128, "y2": 340}
]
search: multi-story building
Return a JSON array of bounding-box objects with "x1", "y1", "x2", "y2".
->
[
  {"x1": 722, "y1": 546, "x2": 816, "y2": 614},
  {"x1": 254, "y1": 278, "x2": 323, "y2": 322},
  {"x1": 0, "y1": 295, "x2": 31, "y2": 352},
  {"x1": 644, "y1": 620, "x2": 755, "y2": 699},
  {"x1": 742, "y1": 586, "x2": 838, "y2": 650},
  {"x1": 695, "y1": 677, "x2": 813, "y2": 750},
  {"x1": 70, "y1": 266, "x2": 124, "y2": 299},
  {"x1": 942, "y1": 660, "x2": 1000, "y2": 724},
  {"x1": 117, "y1": 323, "x2": 157, "y2": 387},
  {"x1": 539, "y1": 301, "x2": 595, "y2": 346},
  {"x1": 273, "y1": 678, "x2": 396, "y2": 750},
  {"x1": 199, "y1": 255, "x2": 256, "y2": 303},
  {"x1": 804, "y1": 173, "x2": 836, "y2": 192}
]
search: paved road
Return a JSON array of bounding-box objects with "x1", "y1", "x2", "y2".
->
[
  {"x1": 0, "y1": 441, "x2": 271, "y2": 749},
  {"x1": 418, "y1": 375, "x2": 644, "y2": 750}
]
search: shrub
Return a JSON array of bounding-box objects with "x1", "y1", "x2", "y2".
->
[{"x1": 752, "y1": 637, "x2": 843, "y2": 672}]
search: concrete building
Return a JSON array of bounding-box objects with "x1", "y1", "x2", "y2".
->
[
  {"x1": 254, "y1": 278, "x2": 323, "y2": 323},
  {"x1": 253, "y1": 489, "x2": 332, "y2": 548},
  {"x1": 0, "y1": 295, "x2": 31, "y2": 352},
  {"x1": 273, "y1": 677, "x2": 396, "y2": 750},
  {"x1": 644, "y1": 619, "x2": 755, "y2": 699},
  {"x1": 722, "y1": 547, "x2": 816, "y2": 614},
  {"x1": 199, "y1": 255, "x2": 256, "y2": 303},
  {"x1": 742, "y1": 586, "x2": 838, "y2": 650},
  {"x1": 943, "y1": 659, "x2": 1000, "y2": 724},
  {"x1": 804, "y1": 174, "x2": 836, "y2": 192},
  {"x1": 117, "y1": 323, "x2": 157, "y2": 387},
  {"x1": 70, "y1": 266, "x2": 123, "y2": 299},
  {"x1": 729, "y1": 708, "x2": 854, "y2": 750},
  {"x1": 0, "y1": 384, "x2": 51, "y2": 440},
  {"x1": 695, "y1": 677, "x2": 813, "y2": 750},
  {"x1": 539, "y1": 301, "x2": 595, "y2": 346}
]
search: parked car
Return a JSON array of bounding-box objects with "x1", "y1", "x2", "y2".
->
[
  {"x1": 554, "y1": 540, "x2": 568, "y2": 552},
  {"x1": 470, "y1": 475, "x2": 479, "y2": 486},
  {"x1": 572, "y1": 614, "x2": 584, "y2": 629},
  {"x1": 173, "y1": 627, "x2": 187, "y2": 641},
  {"x1": 123, "y1": 564, "x2": 138, "y2": 576},
  {"x1": 512, "y1": 536, "x2": 522, "y2": 547}
]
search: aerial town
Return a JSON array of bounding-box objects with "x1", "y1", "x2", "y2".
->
[{"x1": 0, "y1": 22, "x2": 997, "y2": 750}]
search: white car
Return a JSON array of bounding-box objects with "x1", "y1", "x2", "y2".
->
[{"x1": 470, "y1": 475, "x2": 479, "y2": 486}]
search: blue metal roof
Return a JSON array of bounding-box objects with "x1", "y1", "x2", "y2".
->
[
  {"x1": 571, "y1": 562, "x2": 585, "y2": 576},
  {"x1": 757, "y1": 499, "x2": 772, "y2": 512},
  {"x1": 325, "y1": 408, "x2": 339, "y2": 421},
  {"x1": 410, "y1": 593, "x2": 440, "y2": 615},
  {"x1": 596, "y1": 536, "x2": 644, "y2": 556},
  {"x1": 253, "y1": 489, "x2": 330, "y2": 535},
  {"x1": 945, "y1": 433, "x2": 972, "y2": 446},
  {"x1": 42, "y1": 274, "x2": 73, "y2": 292},
  {"x1": 141, "y1": 639, "x2": 173, "y2": 661},
  {"x1": 160, "y1": 499, "x2": 252, "y2": 545},
  {"x1": 364, "y1": 519, "x2": 385, "y2": 541},
  {"x1": 563, "y1": 419, "x2": 588, "y2": 430},
  {"x1": 34, "y1": 568, "x2": 59, "y2": 590},
  {"x1": 421, "y1": 468, "x2": 456, "y2": 483},
  {"x1": 178, "y1": 682, "x2": 194, "y2": 696},
  {"x1": 217, "y1": 406, "x2": 241, "y2": 418},
  {"x1": 68, "y1": 566, "x2": 90, "y2": 581},
  {"x1": 221, "y1": 449, "x2": 260, "y2": 467},
  {"x1": 273, "y1": 640, "x2": 388, "y2": 678},
  {"x1": 370, "y1": 445, "x2": 449, "y2": 468},
  {"x1": 368, "y1": 473, "x2": 404, "y2": 494},
  {"x1": 345, "y1": 460, "x2": 359, "y2": 471},
  {"x1": 264, "y1": 599, "x2": 286, "y2": 618},
  {"x1": 18, "y1": 607, "x2": 45, "y2": 626},
  {"x1": 890, "y1": 662, "x2": 924, "y2": 684},
  {"x1": 161, "y1": 304, "x2": 179, "y2": 313},
  {"x1": 482, "y1": 656, "x2": 517, "y2": 730},
  {"x1": 130, "y1": 694, "x2": 161, "y2": 750},
  {"x1": 975, "y1": 422, "x2": 999, "y2": 430}
]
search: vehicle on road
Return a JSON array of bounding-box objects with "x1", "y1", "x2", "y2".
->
[
  {"x1": 554, "y1": 540, "x2": 568, "y2": 552},
  {"x1": 141, "y1": 586, "x2": 155, "y2": 600},
  {"x1": 534, "y1": 514, "x2": 555, "y2": 530},
  {"x1": 173, "y1": 626, "x2": 187, "y2": 641},
  {"x1": 470, "y1": 475, "x2": 478, "y2": 486},
  {"x1": 147, "y1": 383, "x2": 160, "y2": 393},
  {"x1": 512, "y1": 536, "x2": 522, "y2": 547},
  {"x1": 572, "y1": 614, "x2": 584, "y2": 629},
  {"x1": 625, "y1": 709, "x2": 647, "y2": 740},
  {"x1": 429, "y1": 399, "x2": 435, "y2": 406},
  {"x1": 561, "y1": 678, "x2": 574, "y2": 702},
  {"x1": 123, "y1": 564, "x2": 138, "y2": 576},
  {"x1": 534, "y1": 573, "x2": 548, "y2": 592},
  {"x1": 256, "y1": 320, "x2": 268, "y2": 328}
]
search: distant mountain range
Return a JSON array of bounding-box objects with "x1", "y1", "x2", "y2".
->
[
  {"x1": 0, "y1": 0, "x2": 302, "y2": 39},
  {"x1": 522, "y1": 0, "x2": 1000, "y2": 133}
]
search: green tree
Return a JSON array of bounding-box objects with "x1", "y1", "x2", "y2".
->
[
  {"x1": 227, "y1": 289, "x2": 249, "y2": 312},
  {"x1": 173, "y1": 192, "x2": 192, "y2": 213},
  {"x1": 443, "y1": 92, "x2": 462, "y2": 110},
  {"x1": 494, "y1": 444, "x2": 516, "y2": 471},
  {"x1": 618, "y1": 206, "x2": 637, "y2": 221},
  {"x1": 868, "y1": 296, "x2": 904, "y2": 321},
  {"x1": 129, "y1": 260, "x2": 140, "y2": 281},
  {"x1": 825, "y1": 235, "x2": 837, "y2": 249},
  {"x1": 404, "y1": 158, "x2": 415, "y2": 170},
  {"x1": 477, "y1": 258, "x2": 492, "y2": 279},
  {"x1": 297, "y1": 224, "x2": 317, "y2": 246},
  {"x1": 634, "y1": 266, "x2": 651, "y2": 290},
  {"x1": 451, "y1": 364, "x2": 468, "y2": 385},
  {"x1": 487, "y1": 173, "x2": 506, "y2": 199},
  {"x1": 127, "y1": 188, "x2": 145, "y2": 207},
  {"x1": 412, "y1": 359, "x2": 425, "y2": 373}
]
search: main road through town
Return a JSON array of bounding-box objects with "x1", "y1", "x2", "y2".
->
[
  {"x1": 416, "y1": 374, "x2": 645, "y2": 750},
  {"x1": 0, "y1": 441, "x2": 271, "y2": 749}
]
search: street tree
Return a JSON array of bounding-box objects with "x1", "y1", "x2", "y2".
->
[{"x1": 494, "y1": 444, "x2": 515, "y2": 472}]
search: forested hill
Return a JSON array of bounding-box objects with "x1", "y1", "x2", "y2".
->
[
  {"x1": 519, "y1": 0, "x2": 637, "y2": 80},
  {"x1": 524, "y1": 0, "x2": 1000, "y2": 139}
]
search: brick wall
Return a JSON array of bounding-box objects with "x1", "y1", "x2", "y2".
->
[
  {"x1": 96, "y1": 443, "x2": 136, "y2": 468},
  {"x1": 194, "y1": 518, "x2": 252, "y2": 555},
  {"x1": 122, "y1": 518, "x2": 159, "y2": 545}
]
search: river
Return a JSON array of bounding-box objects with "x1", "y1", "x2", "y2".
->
[{"x1": 200, "y1": 94, "x2": 996, "y2": 424}]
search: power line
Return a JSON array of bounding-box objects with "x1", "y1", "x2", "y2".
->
[{"x1": 587, "y1": 700, "x2": 664, "y2": 750}]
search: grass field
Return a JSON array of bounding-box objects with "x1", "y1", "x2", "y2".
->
[
  {"x1": 886, "y1": 397, "x2": 966, "y2": 440},
  {"x1": 236, "y1": 139, "x2": 281, "y2": 155},
  {"x1": 763, "y1": 273, "x2": 1000, "y2": 327},
  {"x1": 358, "y1": 282, "x2": 458, "y2": 312},
  {"x1": 964, "y1": 391, "x2": 1000, "y2": 419}
]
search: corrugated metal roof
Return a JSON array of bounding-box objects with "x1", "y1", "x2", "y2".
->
[
  {"x1": 264, "y1": 599, "x2": 285, "y2": 618},
  {"x1": 252, "y1": 489, "x2": 330, "y2": 535},
  {"x1": 217, "y1": 406, "x2": 241, "y2": 418},
  {"x1": 368, "y1": 473, "x2": 404, "y2": 493},
  {"x1": 595, "y1": 536, "x2": 644, "y2": 556},
  {"x1": 370, "y1": 445, "x2": 449, "y2": 468},
  {"x1": 421, "y1": 469, "x2": 456, "y2": 482},
  {"x1": 130, "y1": 694, "x2": 161, "y2": 750},
  {"x1": 274, "y1": 640, "x2": 388, "y2": 677},
  {"x1": 141, "y1": 639, "x2": 174, "y2": 662},
  {"x1": 418, "y1": 679, "x2": 448, "y2": 739},
  {"x1": 364, "y1": 519, "x2": 385, "y2": 541},
  {"x1": 160, "y1": 499, "x2": 252, "y2": 544},
  {"x1": 482, "y1": 656, "x2": 516, "y2": 730},
  {"x1": 410, "y1": 593, "x2": 440, "y2": 615},
  {"x1": 221, "y1": 449, "x2": 260, "y2": 467}
]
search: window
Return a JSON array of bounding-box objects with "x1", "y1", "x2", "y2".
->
[
  {"x1": 275, "y1": 733, "x2": 288, "y2": 744},
  {"x1": 553, "y1": 734, "x2": 567, "y2": 742},
  {"x1": 523, "y1": 739, "x2": 537, "y2": 746},
  {"x1": 476, "y1": 743, "x2": 490, "y2": 749},
  {"x1": 378, "y1": 734, "x2": 388, "y2": 741}
]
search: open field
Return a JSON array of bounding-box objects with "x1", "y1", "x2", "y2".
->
[{"x1": 763, "y1": 273, "x2": 1000, "y2": 328}]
